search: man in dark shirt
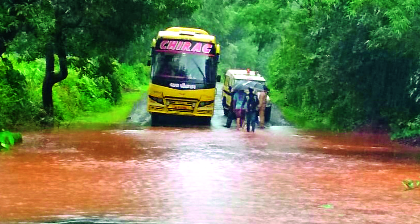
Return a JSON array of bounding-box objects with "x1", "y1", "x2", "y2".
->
[
  {"x1": 245, "y1": 88, "x2": 259, "y2": 132},
  {"x1": 224, "y1": 88, "x2": 236, "y2": 128}
]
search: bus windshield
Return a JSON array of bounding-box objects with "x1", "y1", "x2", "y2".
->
[
  {"x1": 151, "y1": 52, "x2": 217, "y2": 88},
  {"x1": 233, "y1": 79, "x2": 266, "y2": 86}
]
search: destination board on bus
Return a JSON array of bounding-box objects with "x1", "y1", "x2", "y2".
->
[{"x1": 156, "y1": 39, "x2": 216, "y2": 56}]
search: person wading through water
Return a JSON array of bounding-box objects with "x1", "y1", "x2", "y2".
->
[
  {"x1": 245, "y1": 88, "x2": 259, "y2": 132},
  {"x1": 258, "y1": 85, "x2": 268, "y2": 128},
  {"x1": 223, "y1": 87, "x2": 236, "y2": 128},
  {"x1": 233, "y1": 89, "x2": 247, "y2": 130}
]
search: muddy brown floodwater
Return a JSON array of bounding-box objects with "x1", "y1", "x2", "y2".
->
[
  {"x1": 2, "y1": 83, "x2": 420, "y2": 223},
  {"x1": 1, "y1": 125, "x2": 420, "y2": 224}
]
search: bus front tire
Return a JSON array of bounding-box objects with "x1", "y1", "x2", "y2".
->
[{"x1": 151, "y1": 113, "x2": 160, "y2": 125}]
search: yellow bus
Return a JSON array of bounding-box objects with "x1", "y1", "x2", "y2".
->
[{"x1": 147, "y1": 27, "x2": 220, "y2": 124}]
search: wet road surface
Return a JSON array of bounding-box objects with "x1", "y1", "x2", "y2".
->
[{"x1": 1, "y1": 84, "x2": 420, "y2": 223}]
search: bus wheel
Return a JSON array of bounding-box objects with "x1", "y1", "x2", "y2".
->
[
  {"x1": 265, "y1": 107, "x2": 272, "y2": 122},
  {"x1": 151, "y1": 113, "x2": 160, "y2": 125}
]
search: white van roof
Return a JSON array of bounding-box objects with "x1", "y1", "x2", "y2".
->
[{"x1": 225, "y1": 69, "x2": 266, "y2": 82}]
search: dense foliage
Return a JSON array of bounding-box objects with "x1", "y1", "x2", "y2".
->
[
  {"x1": 0, "y1": 0, "x2": 198, "y2": 129},
  {"x1": 267, "y1": 0, "x2": 420, "y2": 137}
]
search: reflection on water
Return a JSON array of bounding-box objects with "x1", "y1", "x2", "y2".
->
[{"x1": 1, "y1": 127, "x2": 420, "y2": 223}]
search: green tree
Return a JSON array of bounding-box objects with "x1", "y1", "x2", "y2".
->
[
  {"x1": 269, "y1": 0, "x2": 420, "y2": 131},
  {"x1": 2, "y1": 0, "x2": 199, "y2": 122}
]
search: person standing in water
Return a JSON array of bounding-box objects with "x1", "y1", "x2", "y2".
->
[
  {"x1": 245, "y1": 88, "x2": 259, "y2": 132},
  {"x1": 258, "y1": 85, "x2": 268, "y2": 128},
  {"x1": 224, "y1": 88, "x2": 236, "y2": 128},
  {"x1": 232, "y1": 89, "x2": 247, "y2": 130}
]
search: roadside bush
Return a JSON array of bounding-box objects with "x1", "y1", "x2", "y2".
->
[
  {"x1": 0, "y1": 57, "x2": 36, "y2": 129},
  {"x1": 391, "y1": 115, "x2": 420, "y2": 140},
  {"x1": 117, "y1": 62, "x2": 150, "y2": 91},
  {"x1": 78, "y1": 76, "x2": 112, "y2": 111},
  {"x1": 70, "y1": 56, "x2": 121, "y2": 104},
  {"x1": 0, "y1": 130, "x2": 22, "y2": 151},
  {"x1": 87, "y1": 98, "x2": 112, "y2": 113},
  {"x1": 0, "y1": 82, "x2": 14, "y2": 129}
]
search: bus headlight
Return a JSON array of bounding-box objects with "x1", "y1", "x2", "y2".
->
[
  {"x1": 198, "y1": 101, "x2": 213, "y2": 107},
  {"x1": 149, "y1": 95, "x2": 164, "y2": 104}
]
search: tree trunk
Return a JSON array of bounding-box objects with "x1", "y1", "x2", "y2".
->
[
  {"x1": 42, "y1": 43, "x2": 56, "y2": 117},
  {"x1": 42, "y1": 15, "x2": 68, "y2": 121}
]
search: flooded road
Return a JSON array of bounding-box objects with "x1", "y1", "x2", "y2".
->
[{"x1": 2, "y1": 85, "x2": 420, "y2": 223}]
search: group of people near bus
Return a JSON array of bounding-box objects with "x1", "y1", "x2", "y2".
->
[{"x1": 224, "y1": 85, "x2": 269, "y2": 132}]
